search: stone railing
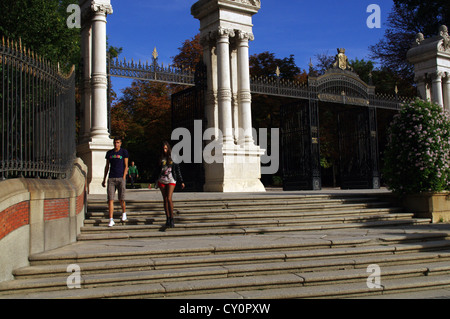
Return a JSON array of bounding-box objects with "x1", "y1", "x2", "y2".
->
[{"x1": 0, "y1": 158, "x2": 87, "y2": 282}]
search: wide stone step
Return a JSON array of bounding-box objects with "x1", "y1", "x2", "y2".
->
[
  {"x1": 84, "y1": 207, "x2": 407, "y2": 227},
  {"x1": 10, "y1": 239, "x2": 450, "y2": 281},
  {"x1": 76, "y1": 218, "x2": 432, "y2": 241},
  {"x1": 162, "y1": 262, "x2": 450, "y2": 298},
  {"x1": 180, "y1": 273, "x2": 450, "y2": 299},
  {"x1": 2, "y1": 261, "x2": 450, "y2": 299},
  {"x1": 86, "y1": 201, "x2": 398, "y2": 217},
  {"x1": 86, "y1": 195, "x2": 386, "y2": 211},
  {"x1": 24, "y1": 231, "x2": 450, "y2": 266},
  {"x1": 81, "y1": 213, "x2": 414, "y2": 231}
]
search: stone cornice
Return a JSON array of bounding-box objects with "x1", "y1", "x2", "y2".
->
[{"x1": 192, "y1": 0, "x2": 260, "y2": 19}]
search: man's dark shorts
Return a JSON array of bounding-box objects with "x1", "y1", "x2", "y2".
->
[{"x1": 107, "y1": 178, "x2": 126, "y2": 201}]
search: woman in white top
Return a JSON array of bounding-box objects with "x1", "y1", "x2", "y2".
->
[{"x1": 156, "y1": 141, "x2": 184, "y2": 228}]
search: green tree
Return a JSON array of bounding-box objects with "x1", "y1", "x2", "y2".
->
[
  {"x1": 0, "y1": 0, "x2": 81, "y2": 72},
  {"x1": 250, "y1": 51, "x2": 304, "y2": 81}
]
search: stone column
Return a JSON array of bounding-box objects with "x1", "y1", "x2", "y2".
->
[
  {"x1": 230, "y1": 46, "x2": 239, "y2": 143},
  {"x1": 216, "y1": 27, "x2": 235, "y2": 146},
  {"x1": 77, "y1": 0, "x2": 113, "y2": 194},
  {"x1": 90, "y1": 3, "x2": 112, "y2": 139},
  {"x1": 431, "y1": 71, "x2": 444, "y2": 107},
  {"x1": 414, "y1": 75, "x2": 429, "y2": 101},
  {"x1": 236, "y1": 31, "x2": 255, "y2": 146},
  {"x1": 191, "y1": 0, "x2": 265, "y2": 192},
  {"x1": 80, "y1": 23, "x2": 91, "y2": 143},
  {"x1": 201, "y1": 38, "x2": 219, "y2": 141},
  {"x1": 443, "y1": 73, "x2": 450, "y2": 112}
]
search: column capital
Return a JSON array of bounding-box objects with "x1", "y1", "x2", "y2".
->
[
  {"x1": 236, "y1": 30, "x2": 254, "y2": 42},
  {"x1": 91, "y1": 3, "x2": 113, "y2": 15},
  {"x1": 215, "y1": 26, "x2": 235, "y2": 40},
  {"x1": 445, "y1": 72, "x2": 450, "y2": 82},
  {"x1": 430, "y1": 71, "x2": 445, "y2": 80}
]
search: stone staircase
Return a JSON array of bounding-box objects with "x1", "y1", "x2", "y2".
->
[{"x1": 1, "y1": 192, "x2": 450, "y2": 299}]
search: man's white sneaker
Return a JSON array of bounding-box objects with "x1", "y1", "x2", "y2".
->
[
  {"x1": 121, "y1": 213, "x2": 127, "y2": 221},
  {"x1": 108, "y1": 219, "x2": 115, "y2": 227}
]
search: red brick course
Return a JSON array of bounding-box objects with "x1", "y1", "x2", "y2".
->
[
  {"x1": 0, "y1": 202, "x2": 30, "y2": 240},
  {"x1": 1, "y1": 191, "x2": 84, "y2": 240},
  {"x1": 44, "y1": 199, "x2": 69, "y2": 221},
  {"x1": 76, "y1": 191, "x2": 85, "y2": 215}
]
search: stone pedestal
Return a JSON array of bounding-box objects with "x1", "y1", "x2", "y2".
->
[
  {"x1": 402, "y1": 192, "x2": 450, "y2": 223},
  {"x1": 203, "y1": 143, "x2": 265, "y2": 192},
  {"x1": 77, "y1": 140, "x2": 112, "y2": 195},
  {"x1": 192, "y1": 0, "x2": 265, "y2": 192}
]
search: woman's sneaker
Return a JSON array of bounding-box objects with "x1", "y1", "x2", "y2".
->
[
  {"x1": 121, "y1": 213, "x2": 128, "y2": 222},
  {"x1": 108, "y1": 219, "x2": 115, "y2": 227}
]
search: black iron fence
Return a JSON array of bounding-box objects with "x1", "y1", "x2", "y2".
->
[{"x1": 0, "y1": 38, "x2": 76, "y2": 179}]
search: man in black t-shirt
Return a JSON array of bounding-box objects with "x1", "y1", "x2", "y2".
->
[{"x1": 102, "y1": 137, "x2": 129, "y2": 227}]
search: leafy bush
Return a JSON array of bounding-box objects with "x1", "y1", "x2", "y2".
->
[{"x1": 383, "y1": 99, "x2": 450, "y2": 195}]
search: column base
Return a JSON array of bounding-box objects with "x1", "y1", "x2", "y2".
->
[
  {"x1": 76, "y1": 137, "x2": 113, "y2": 195},
  {"x1": 203, "y1": 143, "x2": 266, "y2": 192}
]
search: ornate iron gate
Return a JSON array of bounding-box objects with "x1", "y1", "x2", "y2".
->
[
  {"x1": 170, "y1": 63, "x2": 206, "y2": 191},
  {"x1": 280, "y1": 99, "x2": 321, "y2": 190},
  {"x1": 338, "y1": 106, "x2": 380, "y2": 189}
]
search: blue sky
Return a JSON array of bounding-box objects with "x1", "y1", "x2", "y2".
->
[{"x1": 107, "y1": 0, "x2": 395, "y2": 98}]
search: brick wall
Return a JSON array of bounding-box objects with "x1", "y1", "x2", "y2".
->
[
  {"x1": 0, "y1": 190, "x2": 85, "y2": 240},
  {"x1": 76, "y1": 191, "x2": 85, "y2": 215},
  {"x1": 44, "y1": 199, "x2": 70, "y2": 221},
  {"x1": 0, "y1": 201, "x2": 30, "y2": 240}
]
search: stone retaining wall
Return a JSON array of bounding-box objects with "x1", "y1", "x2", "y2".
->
[{"x1": 0, "y1": 158, "x2": 87, "y2": 282}]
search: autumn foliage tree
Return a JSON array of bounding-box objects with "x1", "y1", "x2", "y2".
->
[
  {"x1": 110, "y1": 81, "x2": 172, "y2": 179},
  {"x1": 171, "y1": 33, "x2": 203, "y2": 71}
]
